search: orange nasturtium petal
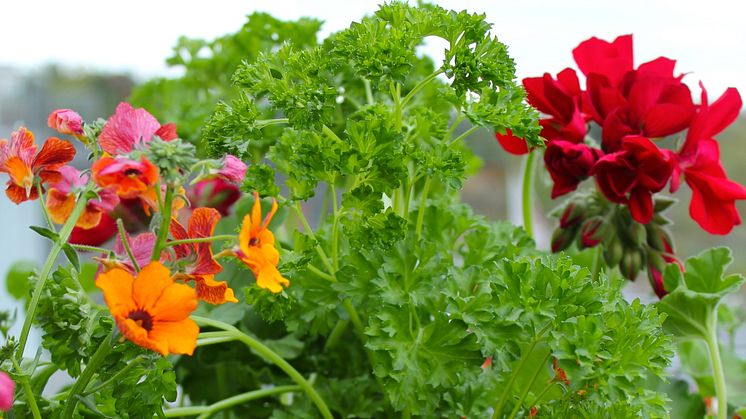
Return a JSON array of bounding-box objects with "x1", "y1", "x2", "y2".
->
[
  {"x1": 46, "y1": 188, "x2": 76, "y2": 225},
  {"x1": 193, "y1": 275, "x2": 238, "y2": 305},
  {"x1": 96, "y1": 262, "x2": 199, "y2": 356}
]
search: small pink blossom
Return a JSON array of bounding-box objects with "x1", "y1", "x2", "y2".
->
[
  {"x1": 48, "y1": 109, "x2": 84, "y2": 136},
  {"x1": 98, "y1": 103, "x2": 178, "y2": 155},
  {"x1": 187, "y1": 178, "x2": 241, "y2": 216},
  {"x1": 0, "y1": 371, "x2": 14, "y2": 411},
  {"x1": 217, "y1": 155, "x2": 247, "y2": 184}
]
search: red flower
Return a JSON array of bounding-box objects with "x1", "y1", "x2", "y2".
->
[
  {"x1": 573, "y1": 34, "x2": 633, "y2": 88},
  {"x1": 91, "y1": 156, "x2": 159, "y2": 199},
  {"x1": 187, "y1": 178, "x2": 242, "y2": 216},
  {"x1": 524, "y1": 68, "x2": 588, "y2": 143},
  {"x1": 593, "y1": 136, "x2": 674, "y2": 223},
  {"x1": 544, "y1": 141, "x2": 602, "y2": 198},
  {"x1": 0, "y1": 128, "x2": 76, "y2": 203},
  {"x1": 69, "y1": 212, "x2": 118, "y2": 246},
  {"x1": 672, "y1": 85, "x2": 746, "y2": 234},
  {"x1": 495, "y1": 128, "x2": 529, "y2": 155},
  {"x1": 98, "y1": 102, "x2": 177, "y2": 155}
]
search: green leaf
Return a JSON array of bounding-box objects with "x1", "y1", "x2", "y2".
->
[
  {"x1": 6, "y1": 259, "x2": 36, "y2": 300},
  {"x1": 62, "y1": 244, "x2": 80, "y2": 271},
  {"x1": 29, "y1": 225, "x2": 59, "y2": 242},
  {"x1": 657, "y1": 247, "x2": 745, "y2": 340}
]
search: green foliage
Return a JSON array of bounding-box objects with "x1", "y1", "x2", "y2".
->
[{"x1": 5, "y1": 259, "x2": 36, "y2": 300}]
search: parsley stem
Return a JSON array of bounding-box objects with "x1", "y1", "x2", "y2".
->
[
  {"x1": 162, "y1": 385, "x2": 301, "y2": 418},
  {"x1": 415, "y1": 177, "x2": 432, "y2": 240},
  {"x1": 506, "y1": 350, "x2": 552, "y2": 419},
  {"x1": 521, "y1": 151, "x2": 538, "y2": 240},
  {"x1": 324, "y1": 319, "x2": 349, "y2": 350},
  {"x1": 151, "y1": 185, "x2": 175, "y2": 261},
  {"x1": 705, "y1": 314, "x2": 728, "y2": 419},
  {"x1": 446, "y1": 125, "x2": 480, "y2": 147},
  {"x1": 401, "y1": 69, "x2": 443, "y2": 107},
  {"x1": 255, "y1": 118, "x2": 289, "y2": 128},
  {"x1": 16, "y1": 185, "x2": 92, "y2": 362},
  {"x1": 331, "y1": 182, "x2": 340, "y2": 271},
  {"x1": 62, "y1": 325, "x2": 117, "y2": 418},
  {"x1": 307, "y1": 263, "x2": 335, "y2": 282},
  {"x1": 293, "y1": 202, "x2": 336, "y2": 277},
  {"x1": 12, "y1": 358, "x2": 41, "y2": 419},
  {"x1": 166, "y1": 235, "x2": 237, "y2": 247},
  {"x1": 117, "y1": 217, "x2": 140, "y2": 273},
  {"x1": 527, "y1": 381, "x2": 559, "y2": 410},
  {"x1": 82, "y1": 356, "x2": 146, "y2": 396},
  {"x1": 363, "y1": 78, "x2": 375, "y2": 105},
  {"x1": 191, "y1": 316, "x2": 334, "y2": 419}
]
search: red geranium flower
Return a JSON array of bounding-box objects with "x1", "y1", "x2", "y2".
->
[
  {"x1": 573, "y1": 34, "x2": 633, "y2": 88},
  {"x1": 593, "y1": 135, "x2": 674, "y2": 223},
  {"x1": 524, "y1": 68, "x2": 588, "y2": 143},
  {"x1": 544, "y1": 140, "x2": 602, "y2": 198}
]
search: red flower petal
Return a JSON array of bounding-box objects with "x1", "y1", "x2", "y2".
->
[
  {"x1": 32, "y1": 137, "x2": 75, "y2": 171},
  {"x1": 495, "y1": 129, "x2": 529, "y2": 155}
]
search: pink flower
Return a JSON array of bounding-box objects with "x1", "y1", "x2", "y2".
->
[
  {"x1": 0, "y1": 371, "x2": 14, "y2": 411},
  {"x1": 48, "y1": 109, "x2": 84, "y2": 136},
  {"x1": 187, "y1": 178, "x2": 241, "y2": 216},
  {"x1": 98, "y1": 103, "x2": 178, "y2": 155},
  {"x1": 217, "y1": 155, "x2": 247, "y2": 184}
]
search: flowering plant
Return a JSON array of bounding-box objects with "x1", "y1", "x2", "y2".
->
[{"x1": 0, "y1": 3, "x2": 741, "y2": 418}]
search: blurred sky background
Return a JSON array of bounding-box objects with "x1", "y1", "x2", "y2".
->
[{"x1": 1, "y1": 0, "x2": 745, "y2": 349}]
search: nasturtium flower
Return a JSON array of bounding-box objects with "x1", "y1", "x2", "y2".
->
[
  {"x1": 46, "y1": 166, "x2": 119, "y2": 229},
  {"x1": 97, "y1": 262, "x2": 199, "y2": 356},
  {"x1": 170, "y1": 207, "x2": 237, "y2": 304},
  {"x1": 0, "y1": 127, "x2": 76, "y2": 203},
  {"x1": 0, "y1": 370, "x2": 14, "y2": 411},
  {"x1": 98, "y1": 102, "x2": 177, "y2": 155},
  {"x1": 69, "y1": 212, "x2": 118, "y2": 246},
  {"x1": 187, "y1": 178, "x2": 242, "y2": 216},
  {"x1": 91, "y1": 156, "x2": 158, "y2": 199},
  {"x1": 48, "y1": 109, "x2": 84, "y2": 136},
  {"x1": 234, "y1": 192, "x2": 289, "y2": 293}
]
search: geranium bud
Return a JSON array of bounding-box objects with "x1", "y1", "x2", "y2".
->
[
  {"x1": 48, "y1": 109, "x2": 84, "y2": 136},
  {"x1": 653, "y1": 196, "x2": 677, "y2": 213},
  {"x1": 624, "y1": 221, "x2": 646, "y2": 247},
  {"x1": 580, "y1": 217, "x2": 605, "y2": 248},
  {"x1": 0, "y1": 370, "x2": 14, "y2": 411},
  {"x1": 603, "y1": 236, "x2": 624, "y2": 267},
  {"x1": 559, "y1": 202, "x2": 584, "y2": 229},
  {"x1": 551, "y1": 227, "x2": 576, "y2": 253},
  {"x1": 620, "y1": 249, "x2": 643, "y2": 280},
  {"x1": 646, "y1": 251, "x2": 668, "y2": 298},
  {"x1": 646, "y1": 224, "x2": 674, "y2": 253}
]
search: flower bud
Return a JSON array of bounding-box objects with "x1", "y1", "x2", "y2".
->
[
  {"x1": 0, "y1": 370, "x2": 14, "y2": 411},
  {"x1": 646, "y1": 224, "x2": 674, "y2": 253},
  {"x1": 187, "y1": 178, "x2": 242, "y2": 216},
  {"x1": 653, "y1": 196, "x2": 677, "y2": 213},
  {"x1": 580, "y1": 217, "x2": 606, "y2": 248},
  {"x1": 48, "y1": 109, "x2": 84, "y2": 136},
  {"x1": 559, "y1": 202, "x2": 584, "y2": 229},
  {"x1": 603, "y1": 236, "x2": 624, "y2": 267},
  {"x1": 551, "y1": 226, "x2": 576, "y2": 253},
  {"x1": 620, "y1": 249, "x2": 643, "y2": 280},
  {"x1": 646, "y1": 251, "x2": 668, "y2": 299},
  {"x1": 217, "y1": 155, "x2": 247, "y2": 184}
]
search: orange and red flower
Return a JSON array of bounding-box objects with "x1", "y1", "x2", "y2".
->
[
  {"x1": 97, "y1": 262, "x2": 199, "y2": 356},
  {"x1": 170, "y1": 207, "x2": 237, "y2": 304},
  {"x1": 91, "y1": 156, "x2": 158, "y2": 199},
  {"x1": 0, "y1": 127, "x2": 76, "y2": 203},
  {"x1": 46, "y1": 166, "x2": 119, "y2": 229},
  {"x1": 234, "y1": 192, "x2": 289, "y2": 293}
]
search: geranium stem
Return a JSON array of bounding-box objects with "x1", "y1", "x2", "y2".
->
[
  {"x1": 16, "y1": 186, "x2": 92, "y2": 361},
  {"x1": 521, "y1": 151, "x2": 538, "y2": 239},
  {"x1": 705, "y1": 315, "x2": 728, "y2": 419},
  {"x1": 191, "y1": 316, "x2": 334, "y2": 419}
]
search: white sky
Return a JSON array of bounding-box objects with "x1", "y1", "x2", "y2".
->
[{"x1": 0, "y1": 0, "x2": 745, "y2": 100}]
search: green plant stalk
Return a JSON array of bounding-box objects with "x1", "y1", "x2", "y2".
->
[
  {"x1": 507, "y1": 351, "x2": 552, "y2": 419},
  {"x1": 400, "y1": 69, "x2": 443, "y2": 107},
  {"x1": 293, "y1": 202, "x2": 336, "y2": 276},
  {"x1": 70, "y1": 243, "x2": 111, "y2": 254},
  {"x1": 83, "y1": 356, "x2": 145, "y2": 396},
  {"x1": 705, "y1": 314, "x2": 728, "y2": 419},
  {"x1": 12, "y1": 358, "x2": 41, "y2": 419},
  {"x1": 363, "y1": 78, "x2": 374, "y2": 105},
  {"x1": 151, "y1": 185, "x2": 175, "y2": 261},
  {"x1": 117, "y1": 217, "x2": 140, "y2": 272},
  {"x1": 331, "y1": 182, "x2": 340, "y2": 271},
  {"x1": 492, "y1": 323, "x2": 551, "y2": 419},
  {"x1": 62, "y1": 326, "x2": 116, "y2": 418},
  {"x1": 446, "y1": 125, "x2": 480, "y2": 147},
  {"x1": 36, "y1": 183, "x2": 56, "y2": 231},
  {"x1": 325, "y1": 319, "x2": 349, "y2": 350},
  {"x1": 521, "y1": 151, "x2": 538, "y2": 240},
  {"x1": 166, "y1": 235, "x2": 237, "y2": 247},
  {"x1": 16, "y1": 187, "x2": 92, "y2": 361},
  {"x1": 191, "y1": 316, "x2": 334, "y2": 419},
  {"x1": 255, "y1": 118, "x2": 289, "y2": 129},
  {"x1": 162, "y1": 385, "x2": 301, "y2": 418},
  {"x1": 415, "y1": 177, "x2": 432, "y2": 240}
]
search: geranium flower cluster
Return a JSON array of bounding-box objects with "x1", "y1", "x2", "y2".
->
[
  {"x1": 498, "y1": 34, "x2": 745, "y2": 233},
  {"x1": 497, "y1": 35, "x2": 745, "y2": 295},
  {"x1": 0, "y1": 103, "x2": 289, "y2": 356}
]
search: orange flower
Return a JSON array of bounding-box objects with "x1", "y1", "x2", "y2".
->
[
  {"x1": 91, "y1": 156, "x2": 158, "y2": 199},
  {"x1": 234, "y1": 192, "x2": 289, "y2": 293},
  {"x1": 0, "y1": 127, "x2": 76, "y2": 203},
  {"x1": 170, "y1": 207, "x2": 237, "y2": 304},
  {"x1": 96, "y1": 262, "x2": 199, "y2": 356},
  {"x1": 46, "y1": 166, "x2": 120, "y2": 229}
]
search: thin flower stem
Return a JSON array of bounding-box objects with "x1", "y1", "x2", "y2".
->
[
  {"x1": 62, "y1": 326, "x2": 117, "y2": 418},
  {"x1": 415, "y1": 177, "x2": 432, "y2": 240},
  {"x1": 162, "y1": 385, "x2": 301, "y2": 418},
  {"x1": 12, "y1": 358, "x2": 41, "y2": 419},
  {"x1": 36, "y1": 183, "x2": 56, "y2": 231},
  {"x1": 117, "y1": 218, "x2": 139, "y2": 273},
  {"x1": 401, "y1": 69, "x2": 443, "y2": 107},
  {"x1": 521, "y1": 151, "x2": 539, "y2": 240},
  {"x1": 705, "y1": 314, "x2": 728, "y2": 419},
  {"x1": 151, "y1": 185, "x2": 175, "y2": 261},
  {"x1": 191, "y1": 316, "x2": 334, "y2": 419},
  {"x1": 16, "y1": 186, "x2": 92, "y2": 361},
  {"x1": 527, "y1": 381, "x2": 558, "y2": 408},
  {"x1": 506, "y1": 351, "x2": 552, "y2": 419},
  {"x1": 71, "y1": 243, "x2": 110, "y2": 254},
  {"x1": 166, "y1": 235, "x2": 236, "y2": 247},
  {"x1": 492, "y1": 323, "x2": 552, "y2": 419}
]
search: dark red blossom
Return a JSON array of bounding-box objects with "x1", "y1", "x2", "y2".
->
[
  {"x1": 573, "y1": 34, "x2": 633, "y2": 88},
  {"x1": 544, "y1": 141, "x2": 602, "y2": 198},
  {"x1": 593, "y1": 136, "x2": 674, "y2": 224},
  {"x1": 524, "y1": 68, "x2": 588, "y2": 143}
]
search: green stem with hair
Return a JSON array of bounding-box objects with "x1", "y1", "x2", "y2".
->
[
  {"x1": 12, "y1": 358, "x2": 41, "y2": 419},
  {"x1": 166, "y1": 235, "x2": 237, "y2": 247},
  {"x1": 151, "y1": 185, "x2": 175, "y2": 261},
  {"x1": 62, "y1": 326, "x2": 117, "y2": 418},
  {"x1": 162, "y1": 385, "x2": 301, "y2": 418},
  {"x1": 191, "y1": 316, "x2": 333, "y2": 419},
  {"x1": 117, "y1": 217, "x2": 140, "y2": 272},
  {"x1": 705, "y1": 313, "x2": 728, "y2": 419}
]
